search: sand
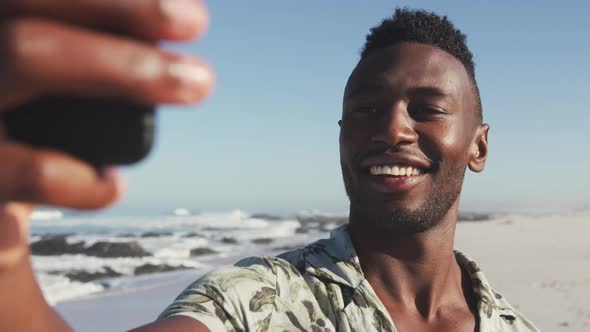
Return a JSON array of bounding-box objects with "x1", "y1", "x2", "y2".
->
[
  {"x1": 56, "y1": 211, "x2": 590, "y2": 331},
  {"x1": 455, "y1": 211, "x2": 590, "y2": 331}
]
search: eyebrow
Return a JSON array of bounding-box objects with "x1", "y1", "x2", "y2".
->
[{"x1": 345, "y1": 82, "x2": 453, "y2": 100}]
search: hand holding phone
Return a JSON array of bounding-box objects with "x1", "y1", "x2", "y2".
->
[
  {"x1": 0, "y1": 0, "x2": 213, "y2": 208},
  {"x1": 0, "y1": 0, "x2": 213, "y2": 330},
  {"x1": 4, "y1": 96, "x2": 155, "y2": 167}
]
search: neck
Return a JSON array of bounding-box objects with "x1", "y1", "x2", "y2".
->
[{"x1": 348, "y1": 201, "x2": 473, "y2": 319}]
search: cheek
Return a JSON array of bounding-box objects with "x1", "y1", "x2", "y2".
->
[
  {"x1": 339, "y1": 123, "x2": 366, "y2": 162},
  {"x1": 418, "y1": 123, "x2": 471, "y2": 165},
  {"x1": 440, "y1": 131, "x2": 466, "y2": 157}
]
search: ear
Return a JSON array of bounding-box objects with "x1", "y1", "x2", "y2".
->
[{"x1": 468, "y1": 124, "x2": 489, "y2": 173}]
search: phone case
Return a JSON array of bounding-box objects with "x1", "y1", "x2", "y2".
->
[{"x1": 4, "y1": 96, "x2": 155, "y2": 167}]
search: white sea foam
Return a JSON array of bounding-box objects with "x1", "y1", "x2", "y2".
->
[
  {"x1": 30, "y1": 210, "x2": 326, "y2": 304},
  {"x1": 31, "y1": 209, "x2": 63, "y2": 221},
  {"x1": 37, "y1": 273, "x2": 104, "y2": 305}
]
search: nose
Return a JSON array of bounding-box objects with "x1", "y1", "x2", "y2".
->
[{"x1": 371, "y1": 103, "x2": 418, "y2": 146}]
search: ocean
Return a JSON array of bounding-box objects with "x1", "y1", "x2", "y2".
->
[{"x1": 30, "y1": 209, "x2": 344, "y2": 305}]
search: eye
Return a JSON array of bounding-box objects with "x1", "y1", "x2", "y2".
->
[{"x1": 408, "y1": 104, "x2": 447, "y2": 119}]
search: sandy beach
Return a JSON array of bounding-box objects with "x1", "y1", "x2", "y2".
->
[
  {"x1": 454, "y1": 211, "x2": 590, "y2": 331},
  {"x1": 55, "y1": 211, "x2": 590, "y2": 331}
]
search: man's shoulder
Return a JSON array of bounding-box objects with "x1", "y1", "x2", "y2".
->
[
  {"x1": 158, "y1": 249, "x2": 321, "y2": 330},
  {"x1": 201, "y1": 226, "x2": 363, "y2": 293},
  {"x1": 193, "y1": 246, "x2": 309, "y2": 290},
  {"x1": 204, "y1": 231, "x2": 346, "y2": 282}
]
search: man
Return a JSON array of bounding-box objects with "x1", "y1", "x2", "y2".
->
[
  {"x1": 0, "y1": 2, "x2": 539, "y2": 332},
  {"x1": 142, "y1": 9, "x2": 541, "y2": 332}
]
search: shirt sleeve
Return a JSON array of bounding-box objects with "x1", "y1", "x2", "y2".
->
[{"x1": 157, "y1": 257, "x2": 279, "y2": 331}]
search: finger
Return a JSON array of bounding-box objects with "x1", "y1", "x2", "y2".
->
[
  {"x1": 0, "y1": 142, "x2": 126, "y2": 209},
  {"x1": 0, "y1": 203, "x2": 33, "y2": 270},
  {"x1": 0, "y1": 18, "x2": 214, "y2": 109},
  {"x1": 0, "y1": 0, "x2": 209, "y2": 41}
]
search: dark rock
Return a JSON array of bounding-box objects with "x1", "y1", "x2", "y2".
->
[
  {"x1": 295, "y1": 226, "x2": 309, "y2": 234},
  {"x1": 117, "y1": 233, "x2": 136, "y2": 238},
  {"x1": 134, "y1": 264, "x2": 190, "y2": 275},
  {"x1": 65, "y1": 267, "x2": 122, "y2": 283},
  {"x1": 221, "y1": 237, "x2": 238, "y2": 244},
  {"x1": 30, "y1": 237, "x2": 86, "y2": 256},
  {"x1": 559, "y1": 321, "x2": 569, "y2": 327},
  {"x1": 84, "y1": 241, "x2": 151, "y2": 258},
  {"x1": 457, "y1": 212, "x2": 492, "y2": 222},
  {"x1": 190, "y1": 247, "x2": 217, "y2": 256},
  {"x1": 183, "y1": 232, "x2": 203, "y2": 238},
  {"x1": 252, "y1": 238, "x2": 273, "y2": 244},
  {"x1": 141, "y1": 231, "x2": 174, "y2": 238},
  {"x1": 250, "y1": 213, "x2": 283, "y2": 221},
  {"x1": 67, "y1": 241, "x2": 86, "y2": 253},
  {"x1": 204, "y1": 227, "x2": 239, "y2": 232}
]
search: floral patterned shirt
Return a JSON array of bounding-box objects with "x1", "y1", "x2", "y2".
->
[{"x1": 159, "y1": 225, "x2": 541, "y2": 331}]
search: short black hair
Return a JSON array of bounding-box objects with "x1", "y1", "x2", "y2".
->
[{"x1": 361, "y1": 8, "x2": 482, "y2": 122}]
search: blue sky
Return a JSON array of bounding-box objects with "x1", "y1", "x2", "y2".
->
[{"x1": 111, "y1": 1, "x2": 589, "y2": 215}]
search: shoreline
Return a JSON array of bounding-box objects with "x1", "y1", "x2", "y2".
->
[{"x1": 55, "y1": 212, "x2": 589, "y2": 331}]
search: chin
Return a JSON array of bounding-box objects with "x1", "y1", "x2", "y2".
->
[
  {"x1": 349, "y1": 188, "x2": 459, "y2": 235},
  {"x1": 359, "y1": 205, "x2": 441, "y2": 234}
]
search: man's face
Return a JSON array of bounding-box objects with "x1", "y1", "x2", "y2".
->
[{"x1": 340, "y1": 42, "x2": 487, "y2": 234}]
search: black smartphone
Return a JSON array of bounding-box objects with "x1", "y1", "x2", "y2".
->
[{"x1": 3, "y1": 96, "x2": 155, "y2": 167}]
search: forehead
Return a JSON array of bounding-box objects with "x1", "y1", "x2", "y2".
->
[{"x1": 344, "y1": 42, "x2": 471, "y2": 101}]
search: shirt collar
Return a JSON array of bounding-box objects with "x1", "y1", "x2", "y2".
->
[
  {"x1": 454, "y1": 251, "x2": 517, "y2": 320},
  {"x1": 302, "y1": 224, "x2": 517, "y2": 320},
  {"x1": 302, "y1": 224, "x2": 365, "y2": 288}
]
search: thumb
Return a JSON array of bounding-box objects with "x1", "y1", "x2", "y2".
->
[{"x1": 0, "y1": 203, "x2": 34, "y2": 270}]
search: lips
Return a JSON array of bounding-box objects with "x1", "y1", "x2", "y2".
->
[{"x1": 359, "y1": 153, "x2": 432, "y2": 194}]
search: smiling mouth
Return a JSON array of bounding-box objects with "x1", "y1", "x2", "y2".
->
[
  {"x1": 368, "y1": 165, "x2": 424, "y2": 176},
  {"x1": 363, "y1": 164, "x2": 428, "y2": 193}
]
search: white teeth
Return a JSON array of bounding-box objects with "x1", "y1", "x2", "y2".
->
[
  {"x1": 370, "y1": 166, "x2": 383, "y2": 175},
  {"x1": 382, "y1": 166, "x2": 392, "y2": 175},
  {"x1": 369, "y1": 165, "x2": 424, "y2": 176}
]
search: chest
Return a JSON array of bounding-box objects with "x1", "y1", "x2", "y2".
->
[{"x1": 272, "y1": 276, "x2": 478, "y2": 332}]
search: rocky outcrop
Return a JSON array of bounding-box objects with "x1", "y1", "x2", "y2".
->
[
  {"x1": 30, "y1": 236, "x2": 86, "y2": 256},
  {"x1": 183, "y1": 232, "x2": 204, "y2": 238},
  {"x1": 221, "y1": 237, "x2": 238, "y2": 244},
  {"x1": 134, "y1": 264, "x2": 190, "y2": 275},
  {"x1": 65, "y1": 267, "x2": 122, "y2": 282},
  {"x1": 458, "y1": 212, "x2": 492, "y2": 222},
  {"x1": 252, "y1": 238, "x2": 273, "y2": 245},
  {"x1": 250, "y1": 213, "x2": 283, "y2": 221},
  {"x1": 140, "y1": 231, "x2": 173, "y2": 238},
  {"x1": 84, "y1": 241, "x2": 151, "y2": 258},
  {"x1": 190, "y1": 247, "x2": 217, "y2": 256}
]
